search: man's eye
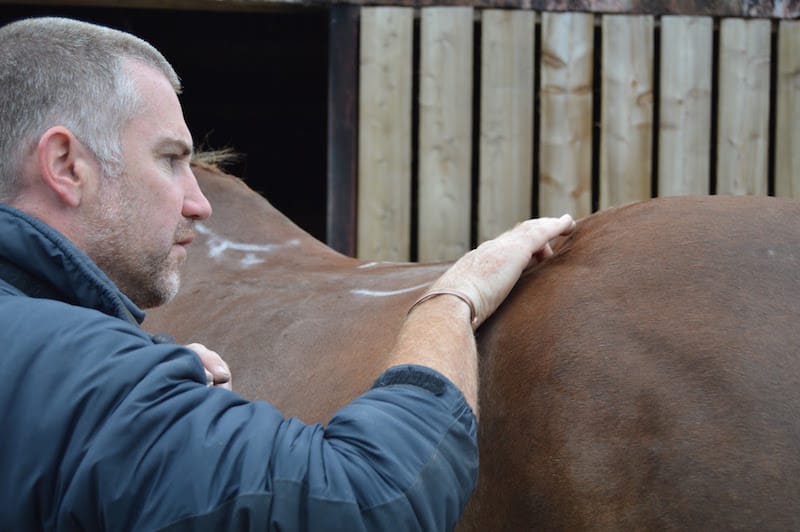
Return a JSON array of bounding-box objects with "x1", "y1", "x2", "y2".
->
[
  {"x1": 161, "y1": 151, "x2": 192, "y2": 171},
  {"x1": 163, "y1": 154, "x2": 182, "y2": 166}
]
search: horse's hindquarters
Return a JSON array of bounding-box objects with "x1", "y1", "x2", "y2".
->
[{"x1": 463, "y1": 196, "x2": 800, "y2": 530}]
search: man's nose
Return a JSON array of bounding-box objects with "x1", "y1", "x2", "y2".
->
[{"x1": 183, "y1": 170, "x2": 212, "y2": 220}]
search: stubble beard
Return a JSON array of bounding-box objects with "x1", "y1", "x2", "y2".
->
[
  {"x1": 84, "y1": 185, "x2": 186, "y2": 310},
  {"x1": 88, "y1": 220, "x2": 185, "y2": 309}
]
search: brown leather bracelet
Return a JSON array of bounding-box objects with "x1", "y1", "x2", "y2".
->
[{"x1": 407, "y1": 289, "x2": 478, "y2": 327}]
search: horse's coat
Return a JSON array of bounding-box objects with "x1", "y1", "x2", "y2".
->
[{"x1": 145, "y1": 165, "x2": 800, "y2": 530}]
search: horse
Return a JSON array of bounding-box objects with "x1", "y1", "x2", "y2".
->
[{"x1": 145, "y1": 163, "x2": 800, "y2": 530}]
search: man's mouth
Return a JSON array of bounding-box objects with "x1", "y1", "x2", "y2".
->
[
  {"x1": 175, "y1": 234, "x2": 194, "y2": 247},
  {"x1": 175, "y1": 222, "x2": 195, "y2": 247}
]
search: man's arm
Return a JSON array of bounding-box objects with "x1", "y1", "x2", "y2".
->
[
  {"x1": 81, "y1": 215, "x2": 572, "y2": 531},
  {"x1": 384, "y1": 215, "x2": 576, "y2": 415}
]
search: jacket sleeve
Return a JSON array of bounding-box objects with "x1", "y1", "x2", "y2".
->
[{"x1": 53, "y1": 315, "x2": 478, "y2": 531}]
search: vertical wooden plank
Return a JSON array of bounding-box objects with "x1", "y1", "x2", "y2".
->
[
  {"x1": 479, "y1": 9, "x2": 535, "y2": 242},
  {"x1": 357, "y1": 7, "x2": 413, "y2": 260},
  {"x1": 658, "y1": 16, "x2": 713, "y2": 196},
  {"x1": 716, "y1": 18, "x2": 771, "y2": 196},
  {"x1": 327, "y1": 4, "x2": 360, "y2": 256},
  {"x1": 776, "y1": 20, "x2": 800, "y2": 199},
  {"x1": 417, "y1": 7, "x2": 474, "y2": 262},
  {"x1": 539, "y1": 11, "x2": 594, "y2": 219},
  {"x1": 599, "y1": 15, "x2": 654, "y2": 210}
]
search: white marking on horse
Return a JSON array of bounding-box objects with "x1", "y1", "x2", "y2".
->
[
  {"x1": 357, "y1": 261, "x2": 406, "y2": 269},
  {"x1": 351, "y1": 282, "x2": 432, "y2": 298},
  {"x1": 196, "y1": 223, "x2": 300, "y2": 266}
]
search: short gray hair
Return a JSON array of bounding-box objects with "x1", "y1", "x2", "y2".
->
[{"x1": 0, "y1": 17, "x2": 181, "y2": 202}]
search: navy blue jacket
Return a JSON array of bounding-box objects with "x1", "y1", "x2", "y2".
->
[{"x1": 0, "y1": 205, "x2": 478, "y2": 531}]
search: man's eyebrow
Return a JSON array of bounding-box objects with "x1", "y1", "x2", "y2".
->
[{"x1": 155, "y1": 138, "x2": 194, "y2": 157}]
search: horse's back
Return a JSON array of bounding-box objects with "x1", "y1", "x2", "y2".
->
[
  {"x1": 466, "y1": 195, "x2": 800, "y2": 530},
  {"x1": 154, "y1": 169, "x2": 800, "y2": 529}
]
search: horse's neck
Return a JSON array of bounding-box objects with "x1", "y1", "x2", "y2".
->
[{"x1": 194, "y1": 166, "x2": 353, "y2": 268}]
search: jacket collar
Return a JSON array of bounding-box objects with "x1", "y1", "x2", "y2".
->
[{"x1": 0, "y1": 204, "x2": 145, "y2": 324}]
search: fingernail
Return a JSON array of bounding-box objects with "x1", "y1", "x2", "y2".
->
[{"x1": 216, "y1": 365, "x2": 231, "y2": 381}]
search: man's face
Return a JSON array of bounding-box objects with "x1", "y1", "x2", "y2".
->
[{"x1": 84, "y1": 60, "x2": 212, "y2": 309}]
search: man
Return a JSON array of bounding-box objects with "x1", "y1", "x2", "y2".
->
[{"x1": 0, "y1": 17, "x2": 574, "y2": 530}]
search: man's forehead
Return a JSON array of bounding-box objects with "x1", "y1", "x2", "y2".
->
[{"x1": 123, "y1": 59, "x2": 192, "y2": 149}]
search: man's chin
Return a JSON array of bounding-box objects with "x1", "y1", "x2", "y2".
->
[
  {"x1": 137, "y1": 272, "x2": 181, "y2": 309},
  {"x1": 159, "y1": 272, "x2": 181, "y2": 306}
]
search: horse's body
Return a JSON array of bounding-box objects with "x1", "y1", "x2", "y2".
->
[{"x1": 146, "y1": 165, "x2": 800, "y2": 530}]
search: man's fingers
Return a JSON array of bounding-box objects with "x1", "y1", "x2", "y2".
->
[
  {"x1": 518, "y1": 214, "x2": 575, "y2": 243},
  {"x1": 186, "y1": 342, "x2": 232, "y2": 388},
  {"x1": 531, "y1": 215, "x2": 575, "y2": 263},
  {"x1": 533, "y1": 243, "x2": 554, "y2": 263},
  {"x1": 559, "y1": 213, "x2": 577, "y2": 233}
]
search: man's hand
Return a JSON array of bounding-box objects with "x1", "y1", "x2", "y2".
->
[
  {"x1": 424, "y1": 214, "x2": 576, "y2": 328},
  {"x1": 393, "y1": 214, "x2": 576, "y2": 416},
  {"x1": 186, "y1": 343, "x2": 232, "y2": 390}
]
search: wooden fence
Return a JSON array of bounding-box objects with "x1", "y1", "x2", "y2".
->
[{"x1": 346, "y1": 10, "x2": 800, "y2": 261}]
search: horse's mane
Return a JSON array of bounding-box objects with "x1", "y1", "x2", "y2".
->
[{"x1": 191, "y1": 148, "x2": 241, "y2": 173}]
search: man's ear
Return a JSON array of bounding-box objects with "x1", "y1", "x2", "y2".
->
[{"x1": 36, "y1": 126, "x2": 98, "y2": 208}]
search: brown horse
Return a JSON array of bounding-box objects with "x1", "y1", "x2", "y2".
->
[{"x1": 145, "y1": 164, "x2": 800, "y2": 530}]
